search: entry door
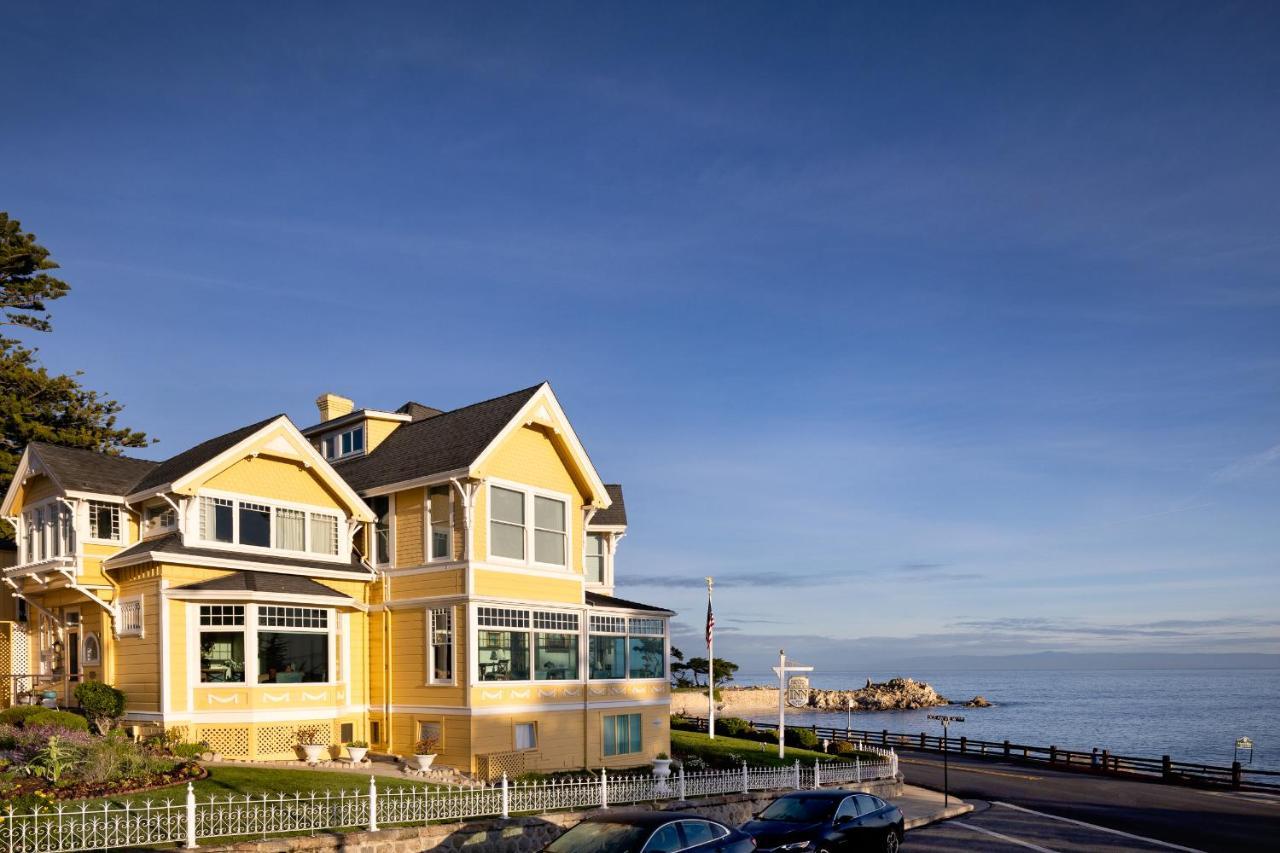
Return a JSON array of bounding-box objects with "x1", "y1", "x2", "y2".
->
[{"x1": 66, "y1": 629, "x2": 80, "y2": 682}]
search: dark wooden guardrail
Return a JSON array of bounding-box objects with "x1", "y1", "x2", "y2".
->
[{"x1": 675, "y1": 715, "x2": 1280, "y2": 792}]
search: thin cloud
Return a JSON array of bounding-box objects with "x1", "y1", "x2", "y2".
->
[{"x1": 1213, "y1": 443, "x2": 1280, "y2": 483}]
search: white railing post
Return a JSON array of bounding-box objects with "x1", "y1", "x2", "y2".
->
[
  {"x1": 855, "y1": 757, "x2": 861, "y2": 784},
  {"x1": 892, "y1": 748, "x2": 898, "y2": 777},
  {"x1": 185, "y1": 782, "x2": 197, "y2": 849},
  {"x1": 368, "y1": 775, "x2": 379, "y2": 832},
  {"x1": 678, "y1": 764, "x2": 686, "y2": 801},
  {"x1": 793, "y1": 759, "x2": 801, "y2": 790},
  {"x1": 814, "y1": 761, "x2": 821, "y2": 789},
  {"x1": 601, "y1": 768, "x2": 608, "y2": 809},
  {"x1": 501, "y1": 773, "x2": 510, "y2": 819},
  {"x1": 741, "y1": 762, "x2": 749, "y2": 794}
]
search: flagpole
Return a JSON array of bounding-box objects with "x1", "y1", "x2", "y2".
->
[{"x1": 706, "y1": 576, "x2": 715, "y2": 740}]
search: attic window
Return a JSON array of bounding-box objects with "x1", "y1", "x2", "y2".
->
[
  {"x1": 88, "y1": 501, "x2": 121, "y2": 541},
  {"x1": 322, "y1": 426, "x2": 364, "y2": 460}
]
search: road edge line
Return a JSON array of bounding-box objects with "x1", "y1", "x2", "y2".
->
[
  {"x1": 954, "y1": 821, "x2": 1057, "y2": 851},
  {"x1": 903, "y1": 802, "x2": 974, "y2": 831},
  {"x1": 992, "y1": 801, "x2": 1205, "y2": 852}
]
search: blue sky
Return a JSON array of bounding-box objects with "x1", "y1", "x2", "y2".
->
[{"x1": 4, "y1": 2, "x2": 1279, "y2": 670}]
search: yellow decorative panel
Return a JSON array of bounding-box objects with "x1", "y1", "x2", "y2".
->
[
  {"x1": 202, "y1": 454, "x2": 344, "y2": 508},
  {"x1": 199, "y1": 725, "x2": 250, "y2": 758},
  {"x1": 472, "y1": 569, "x2": 581, "y2": 603}
]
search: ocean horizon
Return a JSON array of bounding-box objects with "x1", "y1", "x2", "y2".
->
[{"x1": 715, "y1": 668, "x2": 1280, "y2": 773}]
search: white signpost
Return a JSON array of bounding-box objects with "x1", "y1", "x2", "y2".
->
[{"x1": 772, "y1": 649, "x2": 814, "y2": 759}]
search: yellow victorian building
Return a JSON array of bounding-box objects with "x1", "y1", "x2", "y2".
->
[{"x1": 0, "y1": 383, "x2": 671, "y2": 777}]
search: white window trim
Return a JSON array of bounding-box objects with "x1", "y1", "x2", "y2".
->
[
  {"x1": 321, "y1": 425, "x2": 366, "y2": 461},
  {"x1": 84, "y1": 499, "x2": 124, "y2": 545},
  {"x1": 426, "y1": 606, "x2": 456, "y2": 685},
  {"x1": 117, "y1": 596, "x2": 145, "y2": 638},
  {"x1": 142, "y1": 504, "x2": 178, "y2": 539},
  {"x1": 426, "y1": 485, "x2": 453, "y2": 563},
  {"x1": 587, "y1": 614, "x2": 670, "y2": 683},
  {"x1": 190, "y1": 603, "x2": 342, "y2": 688},
  {"x1": 191, "y1": 489, "x2": 349, "y2": 563},
  {"x1": 471, "y1": 602, "x2": 587, "y2": 686},
  {"x1": 83, "y1": 632, "x2": 102, "y2": 666},
  {"x1": 602, "y1": 711, "x2": 644, "y2": 757},
  {"x1": 513, "y1": 721, "x2": 538, "y2": 752},
  {"x1": 485, "y1": 478, "x2": 574, "y2": 571}
]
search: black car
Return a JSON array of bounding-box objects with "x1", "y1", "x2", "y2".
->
[
  {"x1": 740, "y1": 790, "x2": 905, "y2": 853},
  {"x1": 543, "y1": 809, "x2": 757, "y2": 853}
]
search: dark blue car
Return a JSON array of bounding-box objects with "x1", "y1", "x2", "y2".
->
[
  {"x1": 741, "y1": 790, "x2": 905, "y2": 853},
  {"x1": 543, "y1": 810, "x2": 757, "y2": 853}
]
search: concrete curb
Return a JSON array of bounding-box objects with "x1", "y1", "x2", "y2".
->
[{"x1": 905, "y1": 802, "x2": 974, "y2": 830}]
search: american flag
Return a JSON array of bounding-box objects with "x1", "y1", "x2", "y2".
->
[{"x1": 705, "y1": 595, "x2": 715, "y2": 647}]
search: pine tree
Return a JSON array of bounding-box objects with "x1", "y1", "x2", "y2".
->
[{"x1": 1, "y1": 213, "x2": 151, "y2": 537}]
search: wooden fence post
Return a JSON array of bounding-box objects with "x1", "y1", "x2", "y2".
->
[
  {"x1": 919, "y1": 732, "x2": 926, "y2": 750},
  {"x1": 1003, "y1": 739, "x2": 1010, "y2": 758},
  {"x1": 1049, "y1": 746, "x2": 1057, "y2": 765},
  {"x1": 1161, "y1": 755, "x2": 1172, "y2": 781},
  {"x1": 1231, "y1": 761, "x2": 1242, "y2": 789},
  {"x1": 960, "y1": 736, "x2": 967, "y2": 754}
]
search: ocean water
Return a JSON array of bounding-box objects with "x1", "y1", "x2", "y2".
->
[{"x1": 728, "y1": 669, "x2": 1280, "y2": 773}]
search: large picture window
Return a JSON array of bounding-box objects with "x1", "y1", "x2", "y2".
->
[
  {"x1": 199, "y1": 605, "x2": 246, "y2": 683},
  {"x1": 589, "y1": 615, "x2": 666, "y2": 680},
  {"x1": 534, "y1": 611, "x2": 579, "y2": 681},
  {"x1": 196, "y1": 604, "x2": 332, "y2": 685},
  {"x1": 477, "y1": 607, "x2": 581, "y2": 682}
]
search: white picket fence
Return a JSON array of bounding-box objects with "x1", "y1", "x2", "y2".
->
[{"x1": 2, "y1": 749, "x2": 897, "y2": 852}]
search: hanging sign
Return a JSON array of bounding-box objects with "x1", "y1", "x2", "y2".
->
[{"x1": 787, "y1": 675, "x2": 811, "y2": 708}]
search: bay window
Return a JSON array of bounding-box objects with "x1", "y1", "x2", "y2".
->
[
  {"x1": 589, "y1": 615, "x2": 667, "y2": 680},
  {"x1": 20, "y1": 503, "x2": 75, "y2": 563},
  {"x1": 488, "y1": 483, "x2": 568, "y2": 567},
  {"x1": 589, "y1": 615, "x2": 627, "y2": 679},
  {"x1": 198, "y1": 495, "x2": 344, "y2": 557},
  {"x1": 534, "y1": 611, "x2": 579, "y2": 680},
  {"x1": 197, "y1": 604, "x2": 333, "y2": 685},
  {"x1": 477, "y1": 606, "x2": 581, "y2": 682}
]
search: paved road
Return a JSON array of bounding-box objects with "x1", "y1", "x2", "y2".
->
[{"x1": 897, "y1": 753, "x2": 1279, "y2": 852}]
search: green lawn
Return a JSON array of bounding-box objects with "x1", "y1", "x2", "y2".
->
[
  {"x1": 78, "y1": 765, "x2": 435, "y2": 807},
  {"x1": 671, "y1": 730, "x2": 879, "y2": 769}
]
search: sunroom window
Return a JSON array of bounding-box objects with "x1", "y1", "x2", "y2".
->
[{"x1": 589, "y1": 615, "x2": 666, "y2": 680}]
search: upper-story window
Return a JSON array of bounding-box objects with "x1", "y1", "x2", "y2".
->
[
  {"x1": 585, "y1": 533, "x2": 606, "y2": 584},
  {"x1": 198, "y1": 495, "x2": 341, "y2": 557},
  {"x1": 143, "y1": 504, "x2": 176, "y2": 537},
  {"x1": 428, "y1": 485, "x2": 452, "y2": 561},
  {"x1": 321, "y1": 426, "x2": 364, "y2": 460},
  {"x1": 488, "y1": 484, "x2": 567, "y2": 567},
  {"x1": 21, "y1": 502, "x2": 75, "y2": 563},
  {"x1": 88, "y1": 501, "x2": 120, "y2": 542},
  {"x1": 369, "y1": 495, "x2": 391, "y2": 565}
]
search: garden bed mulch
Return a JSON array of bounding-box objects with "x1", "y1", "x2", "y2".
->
[{"x1": 8, "y1": 761, "x2": 207, "y2": 804}]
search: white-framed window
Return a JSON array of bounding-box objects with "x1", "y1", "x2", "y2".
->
[
  {"x1": 589, "y1": 615, "x2": 667, "y2": 681},
  {"x1": 321, "y1": 426, "x2": 365, "y2": 460},
  {"x1": 83, "y1": 633, "x2": 101, "y2": 666},
  {"x1": 585, "y1": 533, "x2": 606, "y2": 584},
  {"x1": 16, "y1": 597, "x2": 29, "y2": 624},
  {"x1": 197, "y1": 495, "x2": 345, "y2": 558},
  {"x1": 428, "y1": 485, "x2": 452, "y2": 561},
  {"x1": 143, "y1": 504, "x2": 177, "y2": 537},
  {"x1": 603, "y1": 712, "x2": 642, "y2": 756},
  {"x1": 514, "y1": 722, "x2": 537, "y2": 751},
  {"x1": 118, "y1": 597, "x2": 144, "y2": 637},
  {"x1": 476, "y1": 606, "x2": 581, "y2": 683},
  {"x1": 428, "y1": 607, "x2": 454, "y2": 684},
  {"x1": 88, "y1": 500, "x2": 120, "y2": 542},
  {"x1": 196, "y1": 604, "x2": 334, "y2": 685},
  {"x1": 487, "y1": 482, "x2": 569, "y2": 568},
  {"x1": 370, "y1": 495, "x2": 392, "y2": 566},
  {"x1": 17, "y1": 501, "x2": 71, "y2": 563}
]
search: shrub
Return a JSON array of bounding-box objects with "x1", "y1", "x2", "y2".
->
[
  {"x1": 27, "y1": 710, "x2": 89, "y2": 732},
  {"x1": 347, "y1": 739, "x2": 369, "y2": 749},
  {"x1": 832, "y1": 740, "x2": 860, "y2": 755},
  {"x1": 669, "y1": 715, "x2": 699, "y2": 732},
  {"x1": 21, "y1": 735, "x2": 80, "y2": 782},
  {"x1": 168, "y1": 741, "x2": 209, "y2": 760},
  {"x1": 717, "y1": 717, "x2": 754, "y2": 737},
  {"x1": 784, "y1": 728, "x2": 820, "y2": 750},
  {"x1": 0, "y1": 706, "x2": 49, "y2": 727},
  {"x1": 75, "y1": 682, "x2": 126, "y2": 733},
  {"x1": 78, "y1": 732, "x2": 179, "y2": 786},
  {"x1": 414, "y1": 733, "x2": 440, "y2": 755}
]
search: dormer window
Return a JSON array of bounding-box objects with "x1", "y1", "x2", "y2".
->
[
  {"x1": 88, "y1": 501, "x2": 121, "y2": 542},
  {"x1": 143, "y1": 504, "x2": 177, "y2": 536},
  {"x1": 321, "y1": 426, "x2": 364, "y2": 460}
]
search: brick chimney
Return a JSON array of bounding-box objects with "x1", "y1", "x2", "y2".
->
[{"x1": 315, "y1": 393, "x2": 355, "y2": 423}]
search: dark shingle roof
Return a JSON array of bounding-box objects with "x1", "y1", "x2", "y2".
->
[
  {"x1": 590, "y1": 484, "x2": 627, "y2": 527},
  {"x1": 334, "y1": 384, "x2": 542, "y2": 491},
  {"x1": 129, "y1": 416, "x2": 282, "y2": 496},
  {"x1": 28, "y1": 443, "x2": 159, "y2": 496},
  {"x1": 395, "y1": 401, "x2": 444, "y2": 421},
  {"x1": 107, "y1": 532, "x2": 371, "y2": 575},
  {"x1": 586, "y1": 590, "x2": 672, "y2": 614},
  {"x1": 175, "y1": 571, "x2": 347, "y2": 597}
]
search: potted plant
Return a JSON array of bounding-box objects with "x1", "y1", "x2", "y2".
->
[
  {"x1": 411, "y1": 732, "x2": 440, "y2": 771},
  {"x1": 346, "y1": 739, "x2": 369, "y2": 764},
  {"x1": 297, "y1": 727, "x2": 327, "y2": 764},
  {"x1": 652, "y1": 751, "x2": 673, "y2": 779}
]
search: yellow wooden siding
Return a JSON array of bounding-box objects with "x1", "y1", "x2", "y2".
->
[
  {"x1": 394, "y1": 488, "x2": 424, "y2": 567},
  {"x1": 201, "y1": 455, "x2": 346, "y2": 509},
  {"x1": 385, "y1": 570, "x2": 463, "y2": 600},
  {"x1": 472, "y1": 569, "x2": 581, "y2": 603},
  {"x1": 112, "y1": 578, "x2": 163, "y2": 712},
  {"x1": 365, "y1": 418, "x2": 402, "y2": 453},
  {"x1": 13, "y1": 474, "x2": 58, "y2": 509}
]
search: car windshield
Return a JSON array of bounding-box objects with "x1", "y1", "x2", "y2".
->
[
  {"x1": 757, "y1": 796, "x2": 837, "y2": 823},
  {"x1": 544, "y1": 822, "x2": 651, "y2": 853}
]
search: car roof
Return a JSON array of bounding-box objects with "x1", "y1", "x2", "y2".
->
[
  {"x1": 777, "y1": 790, "x2": 863, "y2": 800},
  {"x1": 579, "y1": 810, "x2": 719, "y2": 826}
]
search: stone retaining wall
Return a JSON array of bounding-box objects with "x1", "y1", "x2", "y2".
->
[{"x1": 199, "y1": 776, "x2": 902, "y2": 853}]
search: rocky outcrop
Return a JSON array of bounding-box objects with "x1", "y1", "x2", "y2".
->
[
  {"x1": 964, "y1": 695, "x2": 992, "y2": 708},
  {"x1": 670, "y1": 677, "x2": 949, "y2": 716}
]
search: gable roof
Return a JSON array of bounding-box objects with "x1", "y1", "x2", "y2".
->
[
  {"x1": 590, "y1": 484, "x2": 627, "y2": 527},
  {"x1": 26, "y1": 443, "x2": 159, "y2": 496},
  {"x1": 334, "y1": 384, "x2": 543, "y2": 492},
  {"x1": 106, "y1": 531, "x2": 372, "y2": 575},
  {"x1": 175, "y1": 570, "x2": 347, "y2": 597},
  {"x1": 129, "y1": 416, "x2": 283, "y2": 496},
  {"x1": 585, "y1": 590, "x2": 673, "y2": 615}
]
